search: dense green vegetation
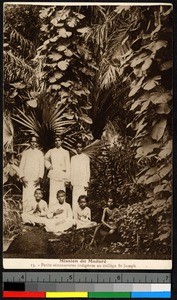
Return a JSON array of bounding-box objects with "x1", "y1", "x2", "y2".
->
[{"x1": 3, "y1": 4, "x2": 172, "y2": 256}]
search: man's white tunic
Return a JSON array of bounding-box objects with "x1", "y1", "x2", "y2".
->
[
  {"x1": 45, "y1": 147, "x2": 70, "y2": 208},
  {"x1": 19, "y1": 148, "x2": 44, "y2": 211},
  {"x1": 71, "y1": 153, "x2": 90, "y2": 211}
]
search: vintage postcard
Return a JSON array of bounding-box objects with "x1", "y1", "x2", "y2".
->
[{"x1": 3, "y1": 2, "x2": 172, "y2": 269}]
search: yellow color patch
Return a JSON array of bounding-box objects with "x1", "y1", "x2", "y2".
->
[{"x1": 46, "y1": 291, "x2": 88, "y2": 298}]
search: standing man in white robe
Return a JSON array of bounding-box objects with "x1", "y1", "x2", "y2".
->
[
  {"x1": 44, "y1": 136, "x2": 70, "y2": 209},
  {"x1": 71, "y1": 142, "x2": 90, "y2": 212},
  {"x1": 19, "y1": 136, "x2": 44, "y2": 212}
]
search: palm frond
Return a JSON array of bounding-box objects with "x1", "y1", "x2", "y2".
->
[
  {"x1": 11, "y1": 95, "x2": 79, "y2": 151},
  {"x1": 30, "y1": 110, "x2": 42, "y2": 129},
  {"x1": 48, "y1": 104, "x2": 70, "y2": 124},
  {"x1": 13, "y1": 109, "x2": 41, "y2": 129},
  {"x1": 11, "y1": 108, "x2": 42, "y2": 136},
  {"x1": 82, "y1": 139, "x2": 104, "y2": 158},
  {"x1": 53, "y1": 119, "x2": 76, "y2": 126}
]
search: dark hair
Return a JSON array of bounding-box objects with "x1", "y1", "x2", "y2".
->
[
  {"x1": 29, "y1": 135, "x2": 38, "y2": 142},
  {"x1": 75, "y1": 139, "x2": 84, "y2": 148},
  {"x1": 76, "y1": 141, "x2": 83, "y2": 146},
  {"x1": 57, "y1": 190, "x2": 66, "y2": 197},
  {"x1": 54, "y1": 135, "x2": 62, "y2": 141},
  {"x1": 34, "y1": 188, "x2": 43, "y2": 195},
  {"x1": 107, "y1": 197, "x2": 116, "y2": 206},
  {"x1": 78, "y1": 195, "x2": 88, "y2": 203}
]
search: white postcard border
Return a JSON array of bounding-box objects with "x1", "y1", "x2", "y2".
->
[{"x1": 4, "y1": 259, "x2": 172, "y2": 270}]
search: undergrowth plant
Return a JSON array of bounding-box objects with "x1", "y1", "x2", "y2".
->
[{"x1": 3, "y1": 193, "x2": 22, "y2": 239}]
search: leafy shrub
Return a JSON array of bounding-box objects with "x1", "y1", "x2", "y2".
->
[
  {"x1": 88, "y1": 136, "x2": 171, "y2": 256},
  {"x1": 3, "y1": 194, "x2": 22, "y2": 239},
  {"x1": 88, "y1": 142, "x2": 145, "y2": 207},
  {"x1": 101, "y1": 197, "x2": 171, "y2": 256}
]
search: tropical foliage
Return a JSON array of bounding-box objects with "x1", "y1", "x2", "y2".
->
[
  {"x1": 11, "y1": 93, "x2": 77, "y2": 151},
  {"x1": 3, "y1": 4, "x2": 172, "y2": 256},
  {"x1": 3, "y1": 194, "x2": 22, "y2": 240},
  {"x1": 101, "y1": 194, "x2": 171, "y2": 256},
  {"x1": 4, "y1": 5, "x2": 40, "y2": 110},
  {"x1": 86, "y1": 5, "x2": 172, "y2": 254}
]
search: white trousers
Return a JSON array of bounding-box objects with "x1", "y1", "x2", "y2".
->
[
  {"x1": 49, "y1": 179, "x2": 65, "y2": 209},
  {"x1": 21, "y1": 212, "x2": 46, "y2": 226},
  {"x1": 22, "y1": 181, "x2": 39, "y2": 212},
  {"x1": 45, "y1": 218, "x2": 74, "y2": 233},
  {"x1": 72, "y1": 185, "x2": 87, "y2": 212},
  {"x1": 76, "y1": 220, "x2": 97, "y2": 229}
]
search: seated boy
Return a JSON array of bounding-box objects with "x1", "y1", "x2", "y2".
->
[
  {"x1": 45, "y1": 190, "x2": 74, "y2": 234},
  {"x1": 74, "y1": 195, "x2": 97, "y2": 229},
  {"x1": 21, "y1": 188, "x2": 47, "y2": 226},
  {"x1": 90, "y1": 197, "x2": 119, "y2": 246}
]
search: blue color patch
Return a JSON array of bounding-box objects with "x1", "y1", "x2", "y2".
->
[{"x1": 131, "y1": 291, "x2": 171, "y2": 298}]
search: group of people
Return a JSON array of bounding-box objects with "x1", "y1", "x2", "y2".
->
[
  {"x1": 21, "y1": 189, "x2": 97, "y2": 234},
  {"x1": 19, "y1": 135, "x2": 90, "y2": 212},
  {"x1": 19, "y1": 135, "x2": 120, "y2": 243},
  {"x1": 21, "y1": 187, "x2": 119, "y2": 245}
]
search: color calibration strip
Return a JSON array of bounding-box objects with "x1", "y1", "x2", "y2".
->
[
  {"x1": 3, "y1": 272, "x2": 171, "y2": 298},
  {"x1": 3, "y1": 291, "x2": 171, "y2": 298}
]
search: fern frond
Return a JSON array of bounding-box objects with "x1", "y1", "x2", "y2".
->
[
  {"x1": 99, "y1": 63, "x2": 118, "y2": 89},
  {"x1": 7, "y1": 23, "x2": 35, "y2": 58},
  {"x1": 4, "y1": 51, "x2": 35, "y2": 83}
]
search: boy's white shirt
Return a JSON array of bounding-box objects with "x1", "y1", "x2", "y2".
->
[
  {"x1": 49, "y1": 202, "x2": 73, "y2": 220},
  {"x1": 26, "y1": 199, "x2": 48, "y2": 215},
  {"x1": 75, "y1": 206, "x2": 91, "y2": 221}
]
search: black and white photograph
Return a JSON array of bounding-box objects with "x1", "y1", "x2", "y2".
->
[{"x1": 3, "y1": 2, "x2": 172, "y2": 269}]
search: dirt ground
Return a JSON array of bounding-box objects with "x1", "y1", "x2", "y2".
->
[{"x1": 4, "y1": 225, "x2": 171, "y2": 260}]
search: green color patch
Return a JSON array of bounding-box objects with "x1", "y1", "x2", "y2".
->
[{"x1": 88, "y1": 292, "x2": 130, "y2": 298}]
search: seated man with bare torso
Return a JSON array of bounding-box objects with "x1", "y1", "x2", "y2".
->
[{"x1": 90, "y1": 197, "x2": 119, "y2": 246}]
